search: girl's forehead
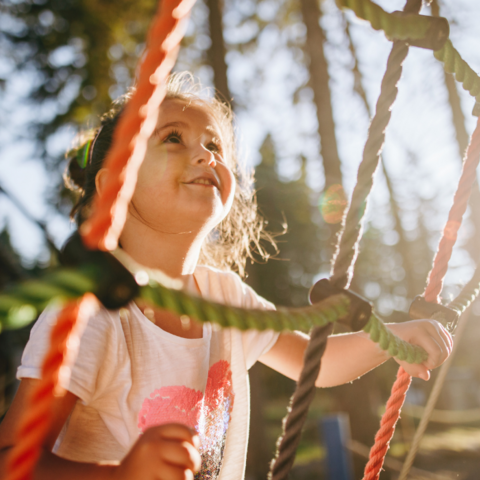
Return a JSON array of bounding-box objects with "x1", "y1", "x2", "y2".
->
[{"x1": 156, "y1": 98, "x2": 222, "y2": 136}]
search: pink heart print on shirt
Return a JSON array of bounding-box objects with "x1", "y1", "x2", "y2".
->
[{"x1": 138, "y1": 360, "x2": 234, "y2": 480}]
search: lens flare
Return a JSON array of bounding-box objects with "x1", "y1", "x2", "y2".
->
[{"x1": 319, "y1": 184, "x2": 347, "y2": 224}]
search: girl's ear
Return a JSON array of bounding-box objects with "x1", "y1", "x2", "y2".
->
[{"x1": 95, "y1": 168, "x2": 109, "y2": 196}]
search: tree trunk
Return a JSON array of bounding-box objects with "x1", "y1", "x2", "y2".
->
[
  {"x1": 206, "y1": 0, "x2": 231, "y2": 103},
  {"x1": 300, "y1": 0, "x2": 343, "y2": 189}
]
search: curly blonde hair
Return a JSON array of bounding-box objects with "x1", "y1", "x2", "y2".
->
[{"x1": 65, "y1": 72, "x2": 276, "y2": 277}]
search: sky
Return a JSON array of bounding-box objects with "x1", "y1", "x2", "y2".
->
[{"x1": 1, "y1": 0, "x2": 480, "y2": 296}]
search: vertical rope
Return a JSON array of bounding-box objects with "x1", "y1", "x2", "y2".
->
[
  {"x1": 398, "y1": 308, "x2": 471, "y2": 480},
  {"x1": 363, "y1": 85, "x2": 480, "y2": 480},
  {"x1": 269, "y1": 2, "x2": 420, "y2": 477},
  {"x1": 269, "y1": 324, "x2": 333, "y2": 480},
  {"x1": 6, "y1": 2, "x2": 196, "y2": 478},
  {"x1": 5, "y1": 295, "x2": 97, "y2": 480},
  {"x1": 393, "y1": 118, "x2": 480, "y2": 479},
  {"x1": 363, "y1": 367, "x2": 411, "y2": 480},
  {"x1": 424, "y1": 118, "x2": 480, "y2": 303},
  {"x1": 330, "y1": 40, "x2": 409, "y2": 289},
  {"x1": 81, "y1": 0, "x2": 196, "y2": 251}
]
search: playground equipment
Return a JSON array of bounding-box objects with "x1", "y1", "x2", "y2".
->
[{"x1": 2, "y1": 0, "x2": 480, "y2": 479}]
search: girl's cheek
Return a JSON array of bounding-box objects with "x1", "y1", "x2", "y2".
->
[{"x1": 222, "y1": 169, "x2": 236, "y2": 207}]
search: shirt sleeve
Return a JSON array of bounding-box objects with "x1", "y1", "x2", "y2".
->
[
  {"x1": 229, "y1": 274, "x2": 280, "y2": 370},
  {"x1": 17, "y1": 305, "x2": 120, "y2": 405}
]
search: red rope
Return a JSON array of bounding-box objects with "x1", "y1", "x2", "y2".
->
[
  {"x1": 363, "y1": 116, "x2": 480, "y2": 480},
  {"x1": 5, "y1": 295, "x2": 97, "y2": 480},
  {"x1": 81, "y1": 0, "x2": 195, "y2": 251},
  {"x1": 6, "y1": 1, "x2": 196, "y2": 478},
  {"x1": 363, "y1": 368, "x2": 411, "y2": 480},
  {"x1": 425, "y1": 117, "x2": 480, "y2": 303}
]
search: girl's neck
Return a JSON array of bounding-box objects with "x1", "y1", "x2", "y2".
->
[{"x1": 119, "y1": 215, "x2": 204, "y2": 280}]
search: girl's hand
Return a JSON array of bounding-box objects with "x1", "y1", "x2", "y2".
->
[
  {"x1": 111, "y1": 424, "x2": 201, "y2": 480},
  {"x1": 386, "y1": 320, "x2": 453, "y2": 381}
]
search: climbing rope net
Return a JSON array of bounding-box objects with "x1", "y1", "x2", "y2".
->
[{"x1": 2, "y1": 0, "x2": 480, "y2": 479}]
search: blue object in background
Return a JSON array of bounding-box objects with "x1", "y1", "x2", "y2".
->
[{"x1": 319, "y1": 413, "x2": 354, "y2": 480}]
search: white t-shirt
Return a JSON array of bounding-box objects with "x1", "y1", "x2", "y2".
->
[{"x1": 17, "y1": 265, "x2": 279, "y2": 480}]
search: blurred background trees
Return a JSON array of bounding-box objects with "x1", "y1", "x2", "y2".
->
[{"x1": 2, "y1": 0, "x2": 480, "y2": 478}]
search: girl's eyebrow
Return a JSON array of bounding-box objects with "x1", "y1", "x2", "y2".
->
[{"x1": 155, "y1": 121, "x2": 189, "y2": 133}]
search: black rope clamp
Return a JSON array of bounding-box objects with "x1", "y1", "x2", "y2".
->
[
  {"x1": 389, "y1": 12, "x2": 449, "y2": 51},
  {"x1": 60, "y1": 232, "x2": 139, "y2": 310},
  {"x1": 309, "y1": 279, "x2": 372, "y2": 332},
  {"x1": 408, "y1": 296, "x2": 459, "y2": 332}
]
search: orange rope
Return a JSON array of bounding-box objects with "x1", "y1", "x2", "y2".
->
[
  {"x1": 363, "y1": 368, "x2": 411, "y2": 480},
  {"x1": 6, "y1": 2, "x2": 196, "y2": 478},
  {"x1": 81, "y1": 0, "x2": 196, "y2": 251},
  {"x1": 425, "y1": 117, "x2": 480, "y2": 303},
  {"x1": 5, "y1": 294, "x2": 97, "y2": 480},
  {"x1": 363, "y1": 117, "x2": 480, "y2": 480}
]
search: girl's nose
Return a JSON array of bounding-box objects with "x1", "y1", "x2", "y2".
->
[{"x1": 193, "y1": 145, "x2": 217, "y2": 168}]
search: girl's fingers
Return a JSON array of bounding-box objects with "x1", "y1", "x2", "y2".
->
[
  {"x1": 438, "y1": 323, "x2": 453, "y2": 350},
  {"x1": 159, "y1": 440, "x2": 201, "y2": 471},
  {"x1": 150, "y1": 423, "x2": 199, "y2": 447},
  {"x1": 398, "y1": 360, "x2": 430, "y2": 381},
  {"x1": 427, "y1": 320, "x2": 452, "y2": 352}
]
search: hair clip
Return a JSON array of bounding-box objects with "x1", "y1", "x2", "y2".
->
[{"x1": 76, "y1": 139, "x2": 93, "y2": 169}]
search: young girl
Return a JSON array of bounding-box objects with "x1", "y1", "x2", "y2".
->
[{"x1": 0, "y1": 73, "x2": 452, "y2": 480}]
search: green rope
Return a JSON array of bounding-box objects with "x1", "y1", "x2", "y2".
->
[
  {"x1": 434, "y1": 39, "x2": 480, "y2": 104},
  {"x1": 0, "y1": 266, "x2": 428, "y2": 364},
  {"x1": 140, "y1": 282, "x2": 349, "y2": 332},
  {"x1": 363, "y1": 314, "x2": 427, "y2": 363},
  {"x1": 336, "y1": 0, "x2": 447, "y2": 48},
  {"x1": 0, "y1": 269, "x2": 95, "y2": 330}
]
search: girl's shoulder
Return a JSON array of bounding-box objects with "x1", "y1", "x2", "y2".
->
[{"x1": 194, "y1": 265, "x2": 275, "y2": 311}]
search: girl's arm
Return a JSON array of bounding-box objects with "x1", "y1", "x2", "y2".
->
[
  {"x1": 0, "y1": 379, "x2": 200, "y2": 480},
  {"x1": 259, "y1": 319, "x2": 453, "y2": 387}
]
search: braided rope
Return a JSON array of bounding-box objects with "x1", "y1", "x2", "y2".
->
[
  {"x1": 363, "y1": 367, "x2": 411, "y2": 480},
  {"x1": 5, "y1": 295, "x2": 97, "y2": 480},
  {"x1": 81, "y1": 0, "x2": 195, "y2": 251},
  {"x1": 363, "y1": 315, "x2": 427, "y2": 363},
  {"x1": 4, "y1": 2, "x2": 194, "y2": 478},
  {"x1": 424, "y1": 118, "x2": 480, "y2": 304},
  {"x1": 364, "y1": 89, "x2": 480, "y2": 480},
  {"x1": 0, "y1": 268, "x2": 428, "y2": 360},
  {"x1": 398, "y1": 306, "x2": 471, "y2": 480},
  {"x1": 336, "y1": 0, "x2": 445, "y2": 46},
  {"x1": 449, "y1": 264, "x2": 480, "y2": 314},
  {"x1": 434, "y1": 40, "x2": 480, "y2": 104},
  {"x1": 269, "y1": 324, "x2": 333, "y2": 480},
  {"x1": 268, "y1": 2, "x2": 420, "y2": 476},
  {"x1": 393, "y1": 118, "x2": 480, "y2": 480},
  {"x1": 331, "y1": 41, "x2": 409, "y2": 289}
]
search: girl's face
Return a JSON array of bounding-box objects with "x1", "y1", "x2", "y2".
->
[{"x1": 128, "y1": 98, "x2": 236, "y2": 236}]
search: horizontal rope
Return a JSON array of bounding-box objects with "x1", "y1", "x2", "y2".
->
[
  {"x1": 363, "y1": 314, "x2": 427, "y2": 363},
  {"x1": 336, "y1": 0, "x2": 448, "y2": 49},
  {"x1": 0, "y1": 266, "x2": 427, "y2": 363}
]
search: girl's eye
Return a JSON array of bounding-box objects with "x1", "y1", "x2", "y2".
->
[
  {"x1": 207, "y1": 142, "x2": 221, "y2": 154},
  {"x1": 163, "y1": 130, "x2": 183, "y2": 144}
]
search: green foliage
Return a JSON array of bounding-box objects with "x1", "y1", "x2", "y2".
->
[
  {"x1": 2, "y1": 0, "x2": 158, "y2": 137},
  {"x1": 247, "y1": 134, "x2": 327, "y2": 307}
]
